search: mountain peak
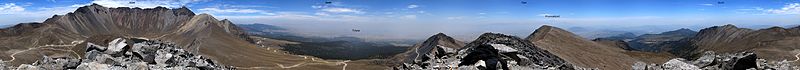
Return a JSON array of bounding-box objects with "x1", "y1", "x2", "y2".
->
[
  {"x1": 721, "y1": 24, "x2": 738, "y2": 28},
  {"x1": 174, "y1": 6, "x2": 195, "y2": 16},
  {"x1": 189, "y1": 14, "x2": 219, "y2": 22},
  {"x1": 699, "y1": 24, "x2": 752, "y2": 33},
  {"x1": 527, "y1": 25, "x2": 580, "y2": 41},
  {"x1": 793, "y1": 26, "x2": 800, "y2": 29},
  {"x1": 526, "y1": 25, "x2": 637, "y2": 69},
  {"x1": 392, "y1": 33, "x2": 465, "y2": 65},
  {"x1": 464, "y1": 32, "x2": 574, "y2": 68},
  {"x1": 477, "y1": 32, "x2": 516, "y2": 39},
  {"x1": 676, "y1": 28, "x2": 692, "y2": 31},
  {"x1": 431, "y1": 33, "x2": 449, "y2": 39},
  {"x1": 422, "y1": 33, "x2": 463, "y2": 48},
  {"x1": 396, "y1": 32, "x2": 577, "y2": 69},
  {"x1": 89, "y1": 3, "x2": 102, "y2": 7},
  {"x1": 75, "y1": 4, "x2": 107, "y2": 13},
  {"x1": 660, "y1": 28, "x2": 697, "y2": 35},
  {"x1": 542, "y1": 24, "x2": 554, "y2": 27},
  {"x1": 766, "y1": 26, "x2": 786, "y2": 30}
]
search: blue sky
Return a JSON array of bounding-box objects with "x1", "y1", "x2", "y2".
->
[{"x1": 1, "y1": 0, "x2": 800, "y2": 40}]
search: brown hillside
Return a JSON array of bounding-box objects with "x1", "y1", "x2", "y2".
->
[{"x1": 526, "y1": 25, "x2": 638, "y2": 70}]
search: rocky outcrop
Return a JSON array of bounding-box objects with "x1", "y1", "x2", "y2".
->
[
  {"x1": 8, "y1": 38, "x2": 233, "y2": 70},
  {"x1": 526, "y1": 25, "x2": 637, "y2": 70},
  {"x1": 390, "y1": 33, "x2": 465, "y2": 66},
  {"x1": 395, "y1": 33, "x2": 578, "y2": 70},
  {"x1": 632, "y1": 51, "x2": 797, "y2": 70}
]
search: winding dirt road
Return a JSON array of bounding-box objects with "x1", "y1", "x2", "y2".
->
[
  {"x1": 234, "y1": 49, "x2": 351, "y2": 70},
  {"x1": 2, "y1": 40, "x2": 83, "y2": 62}
]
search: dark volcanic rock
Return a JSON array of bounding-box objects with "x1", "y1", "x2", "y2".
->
[
  {"x1": 395, "y1": 33, "x2": 579, "y2": 70},
  {"x1": 9, "y1": 38, "x2": 233, "y2": 70},
  {"x1": 633, "y1": 51, "x2": 797, "y2": 70},
  {"x1": 391, "y1": 33, "x2": 465, "y2": 66},
  {"x1": 464, "y1": 33, "x2": 571, "y2": 68}
]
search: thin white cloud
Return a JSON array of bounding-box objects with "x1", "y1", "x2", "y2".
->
[
  {"x1": 216, "y1": 4, "x2": 274, "y2": 8},
  {"x1": 699, "y1": 4, "x2": 714, "y2": 6},
  {"x1": 538, "y1": 14, "x2": 555, "y2": 16},
  {"x1": 0, "y1": 3, "x2": 25, "y2": 14},
  {"x1": 401, "y1": 15, "x2": 416, "y2": 19},
  {"x1": 217, "y1": 11, "x2": 374, "y2": 23},
  {"x1": 315, "y1": 12, "x2": 330, "y2": 16},
  {"x1": 407, "y1": 5, "x2": 418, "y2": 9},
  {"x1": 90, "y1": 0, "x2": 207, "y2": 8},
  {"x1": 321, "y1": 7, "x2": 364, "y2": 14},
  {"x1": 0, "y1": 3, "x2": 83, "y2": 24},
  {"x1": 765, "y1": 3, "x2": 800, "y2": 14},
  {"x1": 198, "y1": 7, "x2": 272, "y2": 15},
  {"x1": 446, "y1": 16, "x2": 466, "y2": 20}
]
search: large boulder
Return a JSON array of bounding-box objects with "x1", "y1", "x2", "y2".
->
[
  {"x1": 396, "y1": 33, "x2": 581, "y2": 70},
  {"x1": 633, "y1": 51, "x2": 796, "y2": 70},
  {"x1": 6, "y1": 38, "x2": 233, "y2": 70}
]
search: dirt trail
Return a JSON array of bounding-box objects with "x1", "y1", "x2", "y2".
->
[
  {"x1": 2, "y1": 40, "x2": 83, "y2": 62},
  {"x1": 233, "y1": 49, "x2": 351, "y2": 70}
]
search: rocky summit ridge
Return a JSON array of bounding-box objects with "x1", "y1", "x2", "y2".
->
[
  {"x1": 390, "y1": 33, "x2": 466, "y2": 66},
  {"x1": 395, "y1": 33, "x2": 581, "y2": 70},
  {"x1": 633, "y1": 51, "x2": 798, "y2": 70},
  {"x1": 10, "y1": 38, "x2": 233, "y2": 70}
]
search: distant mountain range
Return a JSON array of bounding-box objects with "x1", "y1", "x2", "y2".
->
[
  {"x1": 625, "y1": 28, "x2": 697, "y2": 52},
  {"x1": 239, "y1": 23, "x2": 411, "y2": 60},
  {"x1": 0, "y1": 24, "x2": 12, "y2": 29}
]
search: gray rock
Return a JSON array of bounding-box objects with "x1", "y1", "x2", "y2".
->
[
  {"x1": 6, "y1": 38, "x2": 233, "y2": 70},
  {"x1": 395, "y1": 33, "x2": 579, "y2": 70},
  {"x1": 106, "y1": 38, "x2": 128, "y2": 53},
  {"x1": 633, "y1": 51, "x2": 798, "y2": 70},
  {"x1": 661, "y1": 58, "x2": 700, "y2": 70},
  {"x1": 0, "y1": 60, "x2": 5, "y2": 70}
]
